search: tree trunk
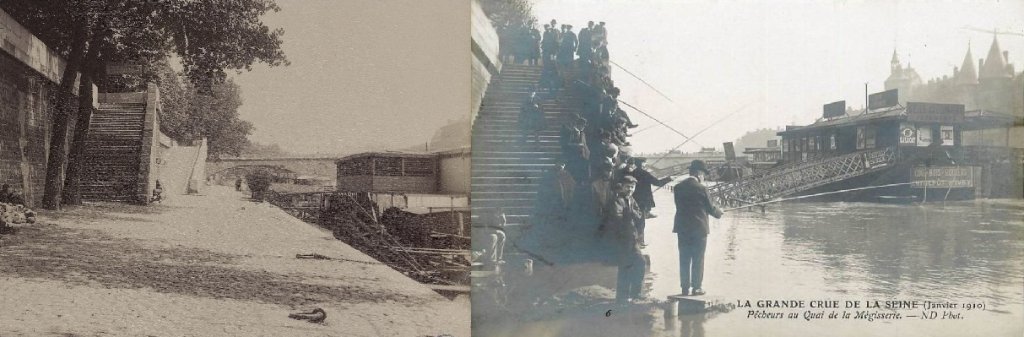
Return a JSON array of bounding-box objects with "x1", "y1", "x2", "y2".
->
[
  {"x1": 41, "y1": 27, "x2": 87, "y2": 210},
  {"x1": 63, "y1": 29, "x2": 105, "y2": 206},
  {"x1": 62, "y1": 72, "x2": 95, "y2": 205}
]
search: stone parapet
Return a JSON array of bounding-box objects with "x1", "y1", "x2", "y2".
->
[{"x1": 0, "y1": 8, "x2": 76, "y2": 88}]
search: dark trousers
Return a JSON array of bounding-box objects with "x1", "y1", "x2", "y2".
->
[
  {"x1": 636, "y1": 216, "x2": 646, "y2": 243},
  {"x1": 616, "y1": 252, "x2": 646, "y2": 303},
  {"x1": 677, "y1": 234, "x2": 707, "y2": 290}
]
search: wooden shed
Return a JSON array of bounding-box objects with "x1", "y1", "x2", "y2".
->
[{"x1": 335, "y1": 152, "x2": 438, "y2": 193}]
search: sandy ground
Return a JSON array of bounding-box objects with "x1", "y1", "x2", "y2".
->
[{"x1": 0, "y1": 186, "x2": 468, "y2": 337}]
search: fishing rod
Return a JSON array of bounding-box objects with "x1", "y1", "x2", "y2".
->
[
  {"x1": 647, "y1": 101, "x2": 754, "y2": 168},
  {"x1": 644, "y1": 102, "x2": 754, "y2": 193},
  {"x1": 632, "y1": 118, "x2": 676, "y2": 134},
  {"x1": 573, "y1": 79, "x2": 700, "y2": 146},
  {"x1": 616, "y1": 99, "x2": 702, "y2": 147},
  {"x1": 609, "y1": 60, "x2": 676, "y2": 103},
  {"x1": 719, "y1": 182, "x2": 914, "y2": 212}
]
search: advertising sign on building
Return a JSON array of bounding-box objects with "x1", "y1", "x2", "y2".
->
[
  {"x1": 723, "y1": 142, "x2": 736, "y2": 161},
  {"x1": 867, "y1": 89, "x2": 899, "y2": 110},
  {"x1": 899, "y1": 123, "x2": 916, "y2": 144},
  {"x1": 916, "y1": 125, "x2": 932, "y2": 147},
  {"x1": 911, "y1": 166, "x2": 976, "y2": 188},
  {"x1": 940, "y1": 125, "x2": 954, "y2": 145},
  {"x1": 906, "y1": 102, "x2": 965, "y2": 124},
  {"x1": 823, "y1": 100, "x2": 845, "y2": 119}
]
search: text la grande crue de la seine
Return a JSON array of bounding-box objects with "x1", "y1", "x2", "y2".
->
[{"x1": 736, "y1": 299, "x2": 960, "y2": 310}]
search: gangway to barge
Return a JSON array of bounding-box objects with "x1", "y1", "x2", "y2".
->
[{"x1": 707, "y1": 146, "x2": 898, "y2": 207}]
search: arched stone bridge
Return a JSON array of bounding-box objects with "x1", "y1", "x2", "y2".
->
[{"x1": 206, "y1": 157, "x2": 340, "y2": 185}]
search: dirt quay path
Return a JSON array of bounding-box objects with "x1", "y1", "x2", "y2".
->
[{"x1": 0, "y1": 186, "x2": 467, "y2": 337}]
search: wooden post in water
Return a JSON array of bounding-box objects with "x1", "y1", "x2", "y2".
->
[{"x1": 923, "y1": 168, "x2": 929, "y2": 203}]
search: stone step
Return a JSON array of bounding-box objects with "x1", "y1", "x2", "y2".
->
[
  {"x1": 472, "y1": 128, "x2": 563, "y2": 135},
  {"x1": 93, "y1": 112, "x2": 145, "y2": 116},
  {"x1": 472, "y1": 150, "x2": 561, "y2": 157},
  {"x1": 472, "y1": 167, "x2": 547, "y2": 176},
  {"x1": 471, "y1": 141, "x2": 560, "y2": 148},
  {"x1": 472, "y1": 128, "x2": 564, "y2": 136},
  {"x1": 483, "y1": 98, "x2": 581, "y2": 104},
  {"x1": 471, "y1": 163, "x2": 553, "y2": 170},
  {"x1": 87, "y1": 119, "x2": 144, "y2": 124},
  {"x1": 472, "y1": 157, "x2": 558, "y2": 165},
  {"x1": 471, "y1": 150, "x2": 561, "y2": 158},
  {"x1": 472, "y1": 176, "x2": 542, "y2": 185},
  {"x1": 472, "y1": 184, "x2": 539, "y2": 192},
  {"x1": 472, "y1": 129, "x2": 560, "y2": 136},
  {"x1": 472, "y1": 140, "x2": 559, "y2": 148},
  {"x1": 477, "y1": 108, "x2": 577, "y2": 115},
  {"x1": 471, "y1": 191, "x2": 537, "y2": 199},
  {"x1": 472, "y1": 198, "x2": 534, "y2": 208},
  {"x1": 471, "y1": 145, "x2": 561, "y2": 153},
  {"x1": 472, "y1": 137, "x2": 559, "y2": 144},
  {"x1": 473, "y1": 120, "x2": 569, "y2": 127},
  {"x1": 478, "y1": 111, "x2": 567, "y2": 120},
  {"x1": 470, "y1": 211, "x2": 532, "y2": 223}
]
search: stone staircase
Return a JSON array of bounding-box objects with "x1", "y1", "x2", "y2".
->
[
  {"x1": 471, "y1": 64, "x2": 583, "y2": 229},
  {"x1": 80, "y1": 102, "x2": 147, "y2": 202}
]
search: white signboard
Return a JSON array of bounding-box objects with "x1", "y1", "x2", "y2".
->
[
  {"x1": 899, "y1": 123, "x2": 916, "y2": 144},
  {"x1": 912, "y1": 166, "x2": 976, "y2": 188},
  {"x1": 940, "y1": 125, "x2": 954, "y2": 145},
  {"x1": 916, "y1": 125, "x2": 932, "y2": 147}
]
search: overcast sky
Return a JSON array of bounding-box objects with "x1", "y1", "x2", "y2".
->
[
  {"x1": 231, "y1": 0, "x2": 468, "y2": 155},
  {"x1": 533, "y1": 0, "x2": 1024, "y2": 154},
  {"x1": 230, "y1": 0, "x2": 1024, "y2": 156}
]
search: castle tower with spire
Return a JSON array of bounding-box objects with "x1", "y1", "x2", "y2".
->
[
  {"x1": 884, "y1": 49, "x2": 923, "y2": 105},
  {"x1": 977, "y1": 36, "x2": 1017, "y2": 115},
  {"x1": 953, "y1": 43, "x2": 979, "y2": 108},
  {"x1": 886, "y1": 37, "x2": 1021, "y2": 118}
]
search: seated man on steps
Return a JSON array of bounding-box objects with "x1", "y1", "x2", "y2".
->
[{"x1": 472, "y1": 208, "x2": 507, "y2": 268}]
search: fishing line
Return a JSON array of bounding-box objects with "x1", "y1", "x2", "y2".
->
[
  {"x1": 647, "y1": 101, "x2": 754, "y2": 168},
  {"x1": 609, "y1": 60, "x2": 676, "y2": 103}
]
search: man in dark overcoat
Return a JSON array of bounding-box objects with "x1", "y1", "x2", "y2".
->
[
  {"x1": 625, "y1": 157, "x2": 672, "y2": 244},
  {"x1": 673, "y1": 160, "x2": 723, "y2": 296}
]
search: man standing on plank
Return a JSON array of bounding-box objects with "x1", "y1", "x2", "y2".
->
[{"x1": 673, "y1": 160, "x2": 723, "y2": 296}]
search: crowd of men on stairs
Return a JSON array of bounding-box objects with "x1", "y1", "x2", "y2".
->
[
  {"x1": 513, "y1": 19, "x2": 674, "y2": 304},
  {"x1": 475, "y1": 18, "x2": 725, "y2": 306}
]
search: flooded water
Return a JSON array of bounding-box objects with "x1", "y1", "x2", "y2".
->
[{"x1": 643, "y1": 190, "x2": 1024, "y2": 337}]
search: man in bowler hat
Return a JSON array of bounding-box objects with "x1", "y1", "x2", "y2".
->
[{"x1": 673, "y1": 160, "x2": 723, "y2": 296}]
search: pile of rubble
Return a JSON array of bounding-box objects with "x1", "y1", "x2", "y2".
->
[
  {"x1": 315, "y1": 195, "x2": 469, "y2": 285},
  {"x1": 0, "y1": 202, "x2": 36, "y2": 233}
]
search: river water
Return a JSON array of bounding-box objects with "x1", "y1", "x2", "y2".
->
[{"x1": 642, "y1": 190, "x2": 1024, "y2": 337}]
